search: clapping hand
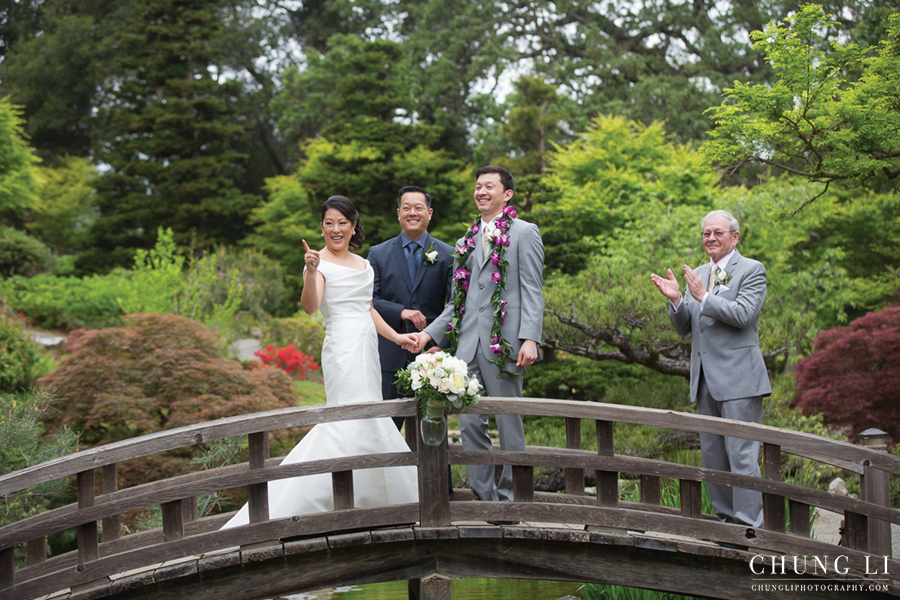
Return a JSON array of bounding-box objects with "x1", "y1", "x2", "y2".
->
[
  {"x1": 302, "y1": 239, "x2": 320, "y2": 272},
  {"x1": 682, "y1": 264, "x2": 705, "y2": 302}
]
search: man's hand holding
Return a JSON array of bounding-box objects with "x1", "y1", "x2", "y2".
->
[
  {"x1": 401, "y1": 309, "x2": 427, "y2": 331},
  {"x1": 412, "y1": 331, "x2": 433, "y2": 353}
]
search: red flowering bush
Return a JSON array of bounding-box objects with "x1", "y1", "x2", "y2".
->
[
  {"x1": 793, "y1": 307, "x2": 900, "y2": 445},
  {"x1": 39, "y1": 313, "x2": 302, "y2": 487},
  {"x1": 253, "y1": 344, "x2": 319, "y2": 379}
]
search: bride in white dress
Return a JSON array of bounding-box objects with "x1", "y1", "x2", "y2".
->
[{"x1": 223, "y1": 196, "x2": 420, "y2": 528}]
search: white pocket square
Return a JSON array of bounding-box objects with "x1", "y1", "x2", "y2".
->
[{"x1": 718, "y1": 285, "x2": 731, "y2": 292}]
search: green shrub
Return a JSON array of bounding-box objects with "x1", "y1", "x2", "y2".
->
[
  {"x1": 0, "y1": 272, "x2": 128, "y2": 330},
  {"x1": 263, "y1": 312, "x2": 326, "y2": 363},
  {"x1": 39, "y1": 313, "x2": 302, "y2": 488},
  {"x1": 0, "y1": 227, "x2": 55, "y2": 278},
  {"x1": 1, "y1": 389, "x2": 78, "y2": 564},
  {"x1": 0, "y1": 308, "x2": 45, "y2": 392}
]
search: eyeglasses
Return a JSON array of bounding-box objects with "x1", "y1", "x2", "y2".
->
[{"x1": 701, "y1": 230, "x2": 734, "y2": 239}]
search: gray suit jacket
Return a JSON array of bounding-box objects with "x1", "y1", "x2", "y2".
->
[
  {"x1": 669, "y1": 250, "x2": 772, "y2": 402},
  {"x1": 368, "y1": 232, "x2": 454, "y2": 372},
  {"x1": 426, "y1": 218, "x2": 544, "y2": 370}
]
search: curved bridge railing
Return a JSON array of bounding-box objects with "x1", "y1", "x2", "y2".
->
[{"x1": 1, "y1": 398, "x2": 899, "y2": 600}]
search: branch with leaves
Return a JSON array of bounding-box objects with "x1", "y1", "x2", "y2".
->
[{"x1": 702, "y1": 6, "x2": 900, "y2": 212}]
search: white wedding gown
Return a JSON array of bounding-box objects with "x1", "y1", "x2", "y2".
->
[{"x1": 222, "y1": 260, "x2": 418, "y2": 528}]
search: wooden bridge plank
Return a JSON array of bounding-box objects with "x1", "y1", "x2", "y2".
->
[
  {"x1": 762, "y1": 443, "x2": 785, "y2": 533},
  {"x1": 564, "y1": 417, "x2": 584, "y2": 496},
  {"x1": 77, "y1": 469, "x2": 99, "y2": 563},
  {"x1": 248, "y1": 432, "x2": 270, "y2": 524},
  {"x1": 512, "y1": 466, "x2": 534, "y2": 503},
  {"x1": 595, "y1": 420, "x2": 617, "y2": 508},
  {"x1": 789, "y1": 500, "x2": 811, "y2": 537},
  {"x1": 332, "y1": 471, "x2": 354, "y2": 510},
  {"x1": 640, "y1": 475, "x2": 661, "y2": 506},
  {"x1": 101, "y1": 464, "x2": 121, "y2": 543}
]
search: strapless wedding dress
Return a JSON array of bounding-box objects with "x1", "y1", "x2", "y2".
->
[{"x1": 222, "y1": 260, "x2": 418, "y2": 527}]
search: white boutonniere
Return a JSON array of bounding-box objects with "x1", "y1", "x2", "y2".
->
[
  {"x1": 423, "y1": 242, "x2": 438, "y2": 265},
  {"x1": 715, "y1": 269, "x2": 731, "y2": 286}
]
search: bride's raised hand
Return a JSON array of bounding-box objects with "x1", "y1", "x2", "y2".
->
[{"x1": 302, "y1": 239, "x2": 321, "y2": 272}]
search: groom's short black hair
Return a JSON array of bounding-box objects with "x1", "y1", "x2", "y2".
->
[
  {"x1": 397, "y1": 186, "x2": 433, "y2": 209},
  {"x1": 476, "y1": 165, "x2": 515, "y2": 192}
]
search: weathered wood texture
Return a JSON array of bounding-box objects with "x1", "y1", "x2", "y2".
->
[
  {"x1": 5, "y1": 397, "x2": 899, "y2": 499},
  {"x1": 565, "y1": 417, "x2": 584, "y2": 496},
  {"x1": 23, "y1": 528, "x2": 900, "y2": 600},
  {"x1": 763, "y1": 443, "x2": 785, "y2": 532},
  {"x1": 101, "y1": 464, "x2": 121, "y2": 543},
  {"x1": 864, "y1": 463, "x2": 893, "y2": 556},
  {"x1": 3, "y1": 396, "x2": 900, "y2": 600}
]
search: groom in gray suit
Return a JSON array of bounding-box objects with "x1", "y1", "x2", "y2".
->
[
  {"x1": 651, "y1": 210, "x2": 771, "y2": 529},
  {"x1": 414, "y1": 166, "x2": 544, "y2": 502}
]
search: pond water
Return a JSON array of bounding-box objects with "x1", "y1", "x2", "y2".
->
[{"x1": 283, "y1": 579, "x2": 582, "y2": 599}]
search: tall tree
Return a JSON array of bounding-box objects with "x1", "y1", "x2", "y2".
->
[
  {"x1": 0, "y1": 0, "x2": 122, "y2": 159},
  {"x1": 702, "y1": 5, "x2": 900, "y2": 213},
  {"x1": 0, "y1": 96, "x2": 40, "y2": 226},
  {"x1": 79, "y1": 0, "x2": 259, "y2": 272}
]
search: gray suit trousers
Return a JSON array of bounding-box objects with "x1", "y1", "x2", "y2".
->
[
  {"x1": 697, "y1": 374, "x2": 763, "y2": 528},
  {"x1": 459, "y1": 343, "x2": 526, "y2": 502}
]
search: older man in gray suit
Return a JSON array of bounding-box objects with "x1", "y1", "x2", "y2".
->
[
  {"x1": 414, "y1": 165, "x2": 544, "y2": 503},
  {"x1": 651, "y1": 210, "x2": 771, "y2": 530}
]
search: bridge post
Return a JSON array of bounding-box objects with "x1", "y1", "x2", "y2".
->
[
  {"x1": 411, "y1": 573, "x2": 451, "y2": 600},
  {"x1": 565, "y1": 417, "x2": 584, "y2": 495},
  {"x1": 0, "y1": 546, "x2": 12, "y2": 589},
  {"x1": 762, "y1": 443, "x2": 785, "y2": 532},
  {"x1": 248, "y1": 431, "x2": 270, "y2": 524},
  {"x1": 595, "y1": 420, "x2": 617, "y2": 507},
  {"x1": 418, "y1": 406, "x2": 450, "y2": 527},
  {"x1": 860, "y1": 428, "x2": 892, "y2": 557},
  {"x1": 76, "y1": 469, "x2": 99, "y2": 563},
  {"x1": 101, "y1": 463, "x2": 121, "y2": 542}
]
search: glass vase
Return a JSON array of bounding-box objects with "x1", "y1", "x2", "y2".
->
[{"x1": 420, "y1": 399, "x2": 448, "y2": 447}]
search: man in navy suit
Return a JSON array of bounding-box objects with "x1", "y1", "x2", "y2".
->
[
  {"x1": 368, "y1": 186, "x2": 455, "y2": 429},
  {"x1": 651, "y1": 210, "x2": 771, "y2": 530}
]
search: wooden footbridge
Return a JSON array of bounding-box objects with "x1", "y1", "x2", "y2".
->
[{"x1": 2, "y1": 398, "x2": 900, "y2": 600}]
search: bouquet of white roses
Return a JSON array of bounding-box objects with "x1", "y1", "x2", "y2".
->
[{"x1": 396, "y1": 351, "x2": 482, "y2": 412}]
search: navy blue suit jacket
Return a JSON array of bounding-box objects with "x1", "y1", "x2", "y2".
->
[{"x1": 368, "y1": 232, "x2": 454, "y2": 372}]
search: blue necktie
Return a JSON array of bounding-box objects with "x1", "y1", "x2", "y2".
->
[{"x1": 406, "y1": 241, "x2": 420, "y2": 282}]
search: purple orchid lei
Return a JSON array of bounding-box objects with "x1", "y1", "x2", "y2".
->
[{"x1": 446, "y1": 204, "x2": 519, "y2": 378}]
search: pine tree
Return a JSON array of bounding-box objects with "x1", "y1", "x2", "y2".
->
[{"x1": 81, "y1": 0, "x2": 258, "y2": 272}]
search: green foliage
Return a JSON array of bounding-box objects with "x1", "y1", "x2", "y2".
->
[
  {"x1": 252, "y1": 34, "x2": 472, "y2": 275},
  {"x1": 538, "y1": 114, "x2": 717, "y2": 274},
  {"x1": 28, "y1": 155, "x2": 98, "y2": 254},
  {"x1": 542, "y1": 155, "x2": 866, "y2": 378},
  {"x1": 263, "y1": 313, "x2": 326, "y2": 364},
  {"x1": 702, "y1": 6, "x2": 900, "y2": 208},
  {"x1": 119, "y1": 228, "x2": 244, "y2": 342},
  {"x1": 81, "y1": 0, "x2": 259, "y2": 273},
  {"x1": 0, "y1": 96, "x2": 40, "y2": 220},
  {"x1": 0, "y1": 309, "x2": 45, "y2": 392},
  {"x1": 0, "y1": 272, "x2": 128, "y2": 330},
  {"x1": 0, "y1": 226, "x2": 55, "y2": 277},
  {"x1": 39, "y1": 313, "x2": 301, "y2": 488},
  {"x1": 0, "y1": 389, "x2": 78, "y2": 536}
]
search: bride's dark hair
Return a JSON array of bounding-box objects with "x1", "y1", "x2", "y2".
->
[{"x1": 321, "y1": 195, "x2": 365, "y2": 251}]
